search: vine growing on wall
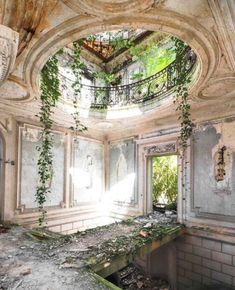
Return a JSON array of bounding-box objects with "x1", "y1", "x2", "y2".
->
[
  {"x1": 173, "y1": 39, "x2": 194, "y2": 153},
  {"x1": 36, "y1": 52, "x2": 61, "y2": 226},
  {"x1": 69, "y1": 41, "x2": 87, "y2": 141},
  {"x1": 36, "y1": 42, "x2": 89, "y2": 226}
]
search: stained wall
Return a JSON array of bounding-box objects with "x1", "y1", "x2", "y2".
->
[{"x1": 188, "y1": 119, "x2": 235, "y2": 226}]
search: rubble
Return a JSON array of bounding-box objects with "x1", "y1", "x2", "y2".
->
[
  {"x1": 0, "y1": 211, "x2": 179, "y2": 290},
  {"x1": 112, "y1": 264, "x2": 170, "y2": 290}
]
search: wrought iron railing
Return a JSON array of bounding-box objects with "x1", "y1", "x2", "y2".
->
[{"x1": 60, "y1": 47, "x2": 197, "y2": 109}]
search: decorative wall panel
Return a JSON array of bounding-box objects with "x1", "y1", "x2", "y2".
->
[
  {"x1": 109, "y1": 139, "x2": 136, "y2": 205},
  {"x1": 19, "y1": 125, "x2": 65, "y2": 209},
  {"x1": 192, "y1": 122, "x2": 235, "y2": 220},
  {"x1": 71, "y1": 138, "x2": 104, "y2": 205}
]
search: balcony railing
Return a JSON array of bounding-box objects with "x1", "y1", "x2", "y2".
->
[{"x1": 60, "y1": 47, "x2": 197, "y2": 109}]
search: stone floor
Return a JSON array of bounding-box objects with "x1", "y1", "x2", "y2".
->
[{"x1": 0, "y1": 211, "x2": 178, "y2": 290}]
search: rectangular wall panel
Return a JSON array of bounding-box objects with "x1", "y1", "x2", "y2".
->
[
  {"x1": 20, "y1": 126, "x2": 65, "y2": 209},
  {"x1": 71, "y1": 138, "x2": 104, "y2": 204},
  {"x1": 109, "y1": 139, "x2": 136, "y2": 205},
  {"x1": 193, "y1": 121, "x2": 235, "y2": 219}
]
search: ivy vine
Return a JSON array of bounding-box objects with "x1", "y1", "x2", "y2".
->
[
  {"x1": 173, "y1": 39, "x2": 194, "y2": 153},
  {"x1": 69, "y1": 41, "x2": 87, "y2": 141},
  {"x1": 36, "y1": 52, "x2": 61, "y2": 226}
]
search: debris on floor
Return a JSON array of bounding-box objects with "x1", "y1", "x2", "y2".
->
[
  {"x1": 0, "y1": 224, "x2": 10, "y2": 234},
  {"x1": 107, "y1": 264, "x2": 170, "y2": 290},
  {"x1": 0, "y1": 211, "x2": 179, "y2": 290}
]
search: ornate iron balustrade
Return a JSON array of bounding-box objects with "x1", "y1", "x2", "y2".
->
[{"x1": 60, "y1": 47, "x2": 197, "y2": 109}]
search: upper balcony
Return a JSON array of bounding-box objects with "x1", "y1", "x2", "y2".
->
[{"x1": 49, "y1": 30, "x2": 198, "y2": 121}]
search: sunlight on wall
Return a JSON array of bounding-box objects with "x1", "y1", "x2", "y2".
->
[
  {"x1": 106, "y1": 107, "x2": 143, "y2": 119},
  {"x1": 109, "y1": 173, "x2": 136, "y2": 203},
  {"x1": 98, "y1": 173, "x2": 136, "y2": 219},
  {"x1": 69, "y1": 168, "x2": 91, "y2": 188}
]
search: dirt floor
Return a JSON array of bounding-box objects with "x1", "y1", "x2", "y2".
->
[{"x1": 0, "y1": 211, "x2": 177, "y2": 290}]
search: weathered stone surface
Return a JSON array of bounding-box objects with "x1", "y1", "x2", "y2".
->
[{"x1": 0, "y1": 24, "x2": 18, "y2": 86}]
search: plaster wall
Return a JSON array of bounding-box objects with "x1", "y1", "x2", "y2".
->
[
  {"x1": 107, "y1": 137, "x2": 148, "y2": 220},
  {"x1": 2, "y1": 115, "x2": 235, "y2": 235},
  {"x1": 20, "y1": 128, "x2": 65, "y2": 209},
  {"x1": 3, "y1": 121, "x2": 109, "y2": 234},
  {"x1": 188, "y1": 120, "x2": 235, "y2": 225},
  {"x1": 0, "y1": 117, "x2": 18, "y2": 222},
  {"x1": 109, "y1": 139, "x2": 136, "y2": 205},
  {"x1": 72, "y1": 138, "x2": 104, "y2": 204}
]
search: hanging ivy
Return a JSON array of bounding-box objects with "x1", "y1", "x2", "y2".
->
[
  {"x1": 36, "y1": 52, "x2": 61, "y2": 226},
  {"x1": 36, "y1": 41, "x2": 89, "y2": 226},
  {"x1": 173, "y1": 39, "x2": 194, "y2": 153},
  {"x1": 69, "y1": 41, "x2": 87, "y2": 141}
]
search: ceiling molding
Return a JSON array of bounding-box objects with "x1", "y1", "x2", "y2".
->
[
  {"x1": 22, "y1": 10, "x2": 220, "y2": 102},
  {"x1": 61, "y1": 0, "x2": 155, "y2": 16},
  {"x1": 208, "y1": 0, "x2": 235, "y2": 71}
]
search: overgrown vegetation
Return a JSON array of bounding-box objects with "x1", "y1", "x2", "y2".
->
[
  {"x1": 129, "y1": 38, "x2": 175, "y2": 79},
  {"x1": 36, "y1": 52, "x2": 61, "y2": 226},
  {"x1": 36, "y1": 42, "x2": 88, "y2": 225},
  {"x1": 86, "y1": 31, "x2": 176, "y2": 83},
  {"x1": 173, "y1": 38, "x2": 194, "y2": 152},
  {"x1": 110, "y1": 37, "x2": 133, "y2": 52},
  {"x1": 69, "y1": 41, "x2": 87, "y2": 141},
  {"x1": 152, "y1": 155, "x2": 177, "y2": 206},
  {"x1": 86, "y1": 223, "x2": 182, "y2": 267},
  {"x1": 94, "y1": 71, "x2": 121, "y2": 86},
  {"x1": 36, "y1": 31, "x2": 194, "y2": 225}
]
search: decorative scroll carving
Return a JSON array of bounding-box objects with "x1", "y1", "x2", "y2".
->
[
  {"x1": 0, "y1": 25, "x2": 18, "y2": 86},
  {"x1": 145, "y1": 143, "x2": 176, "y2": 155}
]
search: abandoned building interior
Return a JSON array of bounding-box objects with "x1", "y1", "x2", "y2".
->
[{"x1": 0, "y1": 0, "x2": 235, "y2": 289}]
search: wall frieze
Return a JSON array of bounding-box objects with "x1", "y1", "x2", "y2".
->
[{"x1": 144, "y1": 142, "x2": 177, "y2": 156}]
